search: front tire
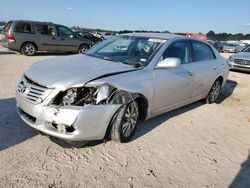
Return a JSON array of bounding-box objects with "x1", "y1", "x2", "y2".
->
[
  {"x1": 111, "y1": 101, "x2": 139, "y2": 143},
  {"x1": 206, "y1": 79, "x2": 222, "y2": 104},
  {"x1": 21, "y1": 43, "x2": 36, "y2": 56},
  {"x1": 78, "y1": 44, "x2": 88, "y2": 54}
]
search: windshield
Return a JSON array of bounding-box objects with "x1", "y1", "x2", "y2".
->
[
  {"x1": 85, "y1": 35, "x2": 165, "y2": 66},
  {"x1": 243, "y1": 46, "x2": 250, "y2": 52}
]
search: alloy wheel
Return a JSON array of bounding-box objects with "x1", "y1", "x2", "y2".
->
[{"x1": 122, "y1": 102, "x2": 139, "y2": 137}]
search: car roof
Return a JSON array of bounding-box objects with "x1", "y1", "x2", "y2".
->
[
  {"x1": 9, "y1": 20, "x2": 54, "y2": 24},
  {"x1": 121, "y1": 32, "x2": 183, "y2": 40}
]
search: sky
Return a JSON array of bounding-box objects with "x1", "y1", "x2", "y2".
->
[{"x1": 0, "y1": 0, "x2": 250, "y2": 34}]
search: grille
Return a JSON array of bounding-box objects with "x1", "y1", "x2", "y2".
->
[
  {"x1": 17, "y1": 76, "x2": 53, "y2": 104},
  {"x1": 234, "y1": 59, "x2": 250, "y2": 66}
]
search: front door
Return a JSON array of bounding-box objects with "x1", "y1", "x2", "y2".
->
[
  {"x1": 56, "y1": 25, "x2": 79, "y2": 52},
  {"x1": 152, "y1": 40, "x2": 195, "y2": 115}
]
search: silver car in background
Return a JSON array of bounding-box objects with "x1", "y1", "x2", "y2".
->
[
  {"x1": 222, "y1": 43, "x2": 238, "y2": 53},
  {"x1": 16, "y1": 33, "x2": 229, "y2": 143},
  {"x1": 228, "y1": 45, "x2": 250, "y2": 72}
]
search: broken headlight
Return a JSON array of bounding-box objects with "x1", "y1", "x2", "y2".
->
[
  {"x1": 53, "y1": 84, "x2": 113, "y2": 106},
  {"x1": 53, "y1": 87, "x2": 98, "y2": 106}
]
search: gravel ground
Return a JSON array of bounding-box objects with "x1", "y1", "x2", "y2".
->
[{"x1": 0, "y1": 45, "x2": 249, "y2": 188}]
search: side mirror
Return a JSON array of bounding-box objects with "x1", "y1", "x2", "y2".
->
[{"x1": 156, "y1": 57, "x2": 181, "y2": 69}]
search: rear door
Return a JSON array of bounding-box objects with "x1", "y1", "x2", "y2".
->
[
  {"x1": 152, "y1": 40, "x2": 195, "y2": 114},
  {"x1": 191, "y1": 40, "x2": 218, "y2": 98},
  {"x1": 35, "y1": 23, "x2": 59, "y2": 51},
  {"x1": 56, "y1": 25, "x2": 79, "y2": 52}
]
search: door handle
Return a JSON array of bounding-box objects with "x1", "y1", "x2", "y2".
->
[{"x1": 188, "y1": 71, "x2": 193, "y2": 76}]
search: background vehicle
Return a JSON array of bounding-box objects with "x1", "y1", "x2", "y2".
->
[
  {"x1": 207, "y1": 40, "x2": 223, "y2": 52},
  {"x1": 16, "y1": 33, "x2": 229, "y2": 143},
  {"x1": 75, "y1": 31, "x2": 103, "y2": 44},
  {"x1": 222, "y1": 43, "x2": 238, "y2": 53},
  {"x1": 1, "y1": 20, "x2": 92, "y2": 56},
  {"x1": 228, "y1": 45, "x2": 250, "y2": 72}
]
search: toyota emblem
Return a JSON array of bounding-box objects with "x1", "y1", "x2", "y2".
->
[{"x1": 18, "y1": 82, "x2": 27, "y2": 93}]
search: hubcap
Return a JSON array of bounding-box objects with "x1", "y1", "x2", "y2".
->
[
  {"x1": 210, "y1": 81, "x2": 220, "y2": 102},
  {"x1": 122, "y1": 102, "x2": 139, "y2": 137},
  {"x1": 24, "y1": 45, "x2": 35, "y2": 55}
]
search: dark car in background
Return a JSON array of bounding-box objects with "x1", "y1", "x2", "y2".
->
[
  {"x1": 1, "y1": 20, "x2": 93, "y2": 56},
  {"x1": 75, "y1": 31, "x2": 103, "y2": 44},
  {"x1": 207, "y1": 40, "x2": 223, "y2": 52}
]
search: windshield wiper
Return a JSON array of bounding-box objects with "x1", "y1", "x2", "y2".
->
[{"x1": 133, "y1": 62, "x2": 145, "y2": 68}]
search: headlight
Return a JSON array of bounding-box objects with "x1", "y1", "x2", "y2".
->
[
  {"x1": 53, "y1": 84, "x2": 113, "y2": 106},
  {"x1": 228, "y1": 56, "x2": 234, "y2": 66},
  {"x1": 62, "y1": 88, "x2": 77, "y2": 105},
  {"x1": 53, "y1": 87, "x2": 98, "y2": 106}
]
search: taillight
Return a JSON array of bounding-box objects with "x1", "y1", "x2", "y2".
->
[{"x1": 8, "y1": 34, "x2": 16, "y2": 42}]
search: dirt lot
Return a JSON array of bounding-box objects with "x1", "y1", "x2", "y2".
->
[{"x1": 0, "y1": 45, "x2": 249, "y2": 188}]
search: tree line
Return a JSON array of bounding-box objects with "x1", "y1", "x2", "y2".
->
[{"x1": 207, "y1": 30, "x2": 250, "y2": 41}]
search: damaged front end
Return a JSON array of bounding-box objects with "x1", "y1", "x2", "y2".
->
[{"x1": 16, "y1": 80, "x2": 144, "y2": 141}]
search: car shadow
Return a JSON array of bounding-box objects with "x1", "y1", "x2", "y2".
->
[
  {"x1": 131, "y1": 101, "x2": 204, "y2": 142},
  {"x1": 229, "y1": 149, "x2": 250, "y2": 188},
  {"x1": 34, "y1": 51, "x2": 74, "y2": 56},
  {"x1": 216, "y1": 79, "x2": 237, "y2": 104},
  {"x1": 0, "y1": 51, "x2": 17, "y2": 55},
  {"x1": 0, "y1": 98, "x2": 37, "y2": 151},
  {"x1": 132, "y1": 79, "x2": 237, "y2": 142}
]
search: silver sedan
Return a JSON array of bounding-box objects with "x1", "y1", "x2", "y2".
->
[
  {"x1": 16, "y1": 33, "x2": 229, "y2": 143},
  {"x1": 228, "y1": 45, "x2": 250, "y2": 72}
]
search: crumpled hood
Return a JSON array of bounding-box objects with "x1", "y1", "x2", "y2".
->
[
  {"x1": 232, "y1": 52, "x2": 250, "y2": 59},
  {"x1": 25, "y1": 54, "x2": 135, "y2": 89}
]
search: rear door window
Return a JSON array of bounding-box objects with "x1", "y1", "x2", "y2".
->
[
  {"x1": 36, "y1": 24, "x2": 56, "y2": 36},
  {"x1": 14, "y1": 22, "x2": 33, "y2": 33},
  {"x1": 163, "y1": 41, "x2": 191, "y2": 64},
  {"x1": 192, "y1": 41, "x2": 215, "y2": 61}
]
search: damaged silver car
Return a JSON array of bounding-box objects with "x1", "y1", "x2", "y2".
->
[{"x1": 16, "y1": 33, "x2": 229, "y2": 143}]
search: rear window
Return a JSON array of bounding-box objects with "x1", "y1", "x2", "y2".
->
[
  {"x1": 14, "y1": 22, "x2": 33, "y2": 33},
  {"x1": 192, "y1": 41, "x2": 215, "y2": 61},
  {"x1": 3, "y1": 21, "x2": 13, "y2": 32}
]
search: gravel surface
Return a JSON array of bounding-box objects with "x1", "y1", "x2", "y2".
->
[{"x1": 0, "y1": 45, "x2": 249, "y2": 188}]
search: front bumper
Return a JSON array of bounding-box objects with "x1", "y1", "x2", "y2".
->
[
  {"x1": 231, "y1": 63, "x2": 250, "y2": 73},
  {"x1": 16, "y1": 92, "x2": 121, "y2": 141},
  {"x1": 223, "y1": 48, "x2": 236, "y2": 53}
]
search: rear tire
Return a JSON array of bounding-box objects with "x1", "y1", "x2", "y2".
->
[
  {"x1": 110, "y1": 101, "x2": 139, "y2": 143},
  {"x1": 21, "y1": 43, "x2": 36, "y2": 56},
  {"x1": 206, "y1": 79, "x2": 222, "y2": 104}
]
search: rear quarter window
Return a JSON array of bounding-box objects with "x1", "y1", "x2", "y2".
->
[
  {"x1": 3, "y1": 21, "x2": 13, "y2": 32},
  {"x1": 14, "y1": 22, "x2": 33, "y2": 33},
  {"x1": 192, "y1": 41, "x2": 216, "y2": 62}
]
